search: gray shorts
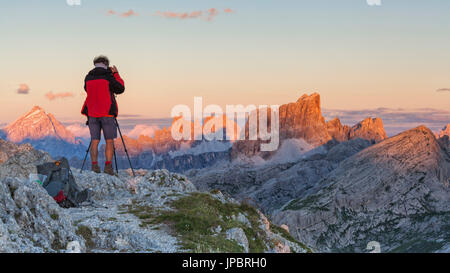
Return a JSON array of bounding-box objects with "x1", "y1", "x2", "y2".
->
[{"x1": 88, "y1": 117, "x2": 117, "y2": 140}]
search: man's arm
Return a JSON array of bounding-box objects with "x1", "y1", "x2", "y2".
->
[{"x1": 109, "y1": 66, "x2": 125, "y2": 94}]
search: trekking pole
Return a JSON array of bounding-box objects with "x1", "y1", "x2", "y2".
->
[
  {"x1": 113, "y1": 144, "x2": 119, "y2": 175},
  {"x1": 80, "y1": 141, "x2": 92, "y2": 173},
  {"x1": 114, "y1": 118, "x2": 136, "y2": 177}
]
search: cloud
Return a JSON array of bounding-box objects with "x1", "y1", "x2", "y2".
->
[
  {"x1": 323, "y1": 107, "x2": 450, "y2": 136},
  {"x1": 126, "y1": 124, "x2": 160, "y2": 138},
  {"x1": 206, "y1": 8, "x2": 219, "y2": 21},
  {"x1": 155, "y1": 10, "x2": 204, "y2": 20},
  {"x1": 115, "y1": 118, "x2": 173, "y2": 132},
  {"x1": 17, "y1": 84, "x2": 30, "y2": 94},
  {"x1": 119, "y1": 114, "x2": 143, "y2": 118},
  {"x1": 155, "y1": 8, "x2": 234, "y2": 21},
  {"x1": 107, "y1": 9, "x2": 138, "y2": 18},
  {"x1": 437, "y1": 88, "x2": 450, "y2": 92},
  {"x1": 45, "y1": 91, "x2": 74, "y2": 101},
  {"x1": 66, "y1": 123, "x2": 90, "y2": 138}
]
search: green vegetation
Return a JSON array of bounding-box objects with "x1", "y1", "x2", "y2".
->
[
  {"x1": 76, "y1": 225, "x2": 95, "y2": 250},
  {"x1": 127, "y1": 193, "x2": 269, "y2": 253},
  {"x1": 122, "y1": 193, "x2": 311, "y2": 253},
  {"x1": 50, "y1": 213, "x2": 59, "y2": 220},
  {"x1": 51, "y1": 231, "x2": 64, "y2": 251}
]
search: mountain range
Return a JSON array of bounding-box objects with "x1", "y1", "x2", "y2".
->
[
  {"x1": 0, "y1": 93, "x2": 449, "y2": 252},
  {"x1": 1, "y1": 94, "x2": 446, "y2": 174}
]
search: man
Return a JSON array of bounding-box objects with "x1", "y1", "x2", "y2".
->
[{"x1": 81, "y1": 55, "x2": 125, "y2": 175}]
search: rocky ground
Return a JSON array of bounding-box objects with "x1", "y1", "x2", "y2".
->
[{"x1": 0, "y1": 139, "x2": 310, "y2": 253}]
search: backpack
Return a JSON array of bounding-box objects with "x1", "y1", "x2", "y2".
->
[{"x1": 37, "y1": 157, "x2": 90, "y2": 208}]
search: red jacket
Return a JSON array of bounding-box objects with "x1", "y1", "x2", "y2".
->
[{"x1": 81, "y1": 67, "x2": 125, "y2": 118}]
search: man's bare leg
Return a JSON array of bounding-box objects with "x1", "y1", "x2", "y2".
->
[
  {"x1": 90, "y1": 140, "x2": 100, "y2": 163},
  {"x1": 104, "y1": 139, "x2": 115, "y2": 176},
  {"x1": 90, "y1": 139, "x2": 101, "y2": 173},
  {"x1": 105, "y1": 139, "x2": 114, "y2": 162}
]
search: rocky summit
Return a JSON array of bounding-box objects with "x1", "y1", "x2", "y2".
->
[
  {"x1": 0, "y1": 139, "x2": 309, "y2": 253},
  {"x1": 232, "y1": 93, "x2": 387, "y2": 159},
  {"x1": 437, "y1": 124, "x2": 450, "y2": 139},
  {"x1": 3, "y1": 106, "x2": 77, "y2": 144}
]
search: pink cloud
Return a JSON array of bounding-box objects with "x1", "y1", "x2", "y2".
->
[
  {"x1": 206, "y1": 8, "x2": 219, "y2": 21},
  {"x1": 66, "y1": 123, "x2": 90, "y2": 138},
  {"x1": 156, "y1": 10, "x2": 203, "y2": 20},
  {"x1": 107, "y1": 9, "x2": 138, "y2": 18},
  {"x1": 155, "y1": 8, "x2": 234, "y2": 21},
  {"x1": 127, "y1": 124, "x2": 160, "y2": 138},
  {"x1": 17, "y1": 84, "x2": 30, "y2": 94},
  {"x1": 45, "y1": 91, "x2": 74, "y2": 101},
  {"x1": 120, "y1": 9, "x2": 138, "y2": 18}
]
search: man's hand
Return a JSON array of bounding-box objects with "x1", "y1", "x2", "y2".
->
[{"x1": 110, "y1": 65, "x2": 118, "y2": 74}]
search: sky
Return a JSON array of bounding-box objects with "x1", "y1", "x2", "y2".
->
[{"x1": 0, "y1": 0, "x2": 449, "y2": 132}]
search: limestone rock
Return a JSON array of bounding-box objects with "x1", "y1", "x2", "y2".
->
[
  {"x1": 349, "y1": 117, "x2": 387, "y2": 143},
  {"x1": 226, "y1": 228, "x2": 249, "y2": 253},
  {"x1": 273, "y1": 126, "x2": 450, "y2": 252},
  {"x1": 437, "y1": 124, "x2": 450, "y2": 139}
]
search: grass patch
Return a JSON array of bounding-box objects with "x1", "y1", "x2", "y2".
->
[
  {"x1": 50, "y1": 213, "x2": 59, "y2": 220},
  {"x1": 51, "y1": 231, "x2": 65, "y2": 251},
  {"x1": 121, "y1": 201, "x2": 158, "y2": 227},
  {"x1": 76, "y1": 225, "x2": 95, "y2": 250},
  {"x1": 155, "y1": 193, "x2": 269, "y2": 253}
]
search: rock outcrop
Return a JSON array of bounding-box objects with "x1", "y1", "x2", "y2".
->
[
  {"x1": 348, "y1": 117, "x2": 387, "y2": 142},
  {"x1": 273, "y1": 126, "x2": 450, "y2": 252},
  {"x1": 231, "y1": 93, "x2": 387, "y2": 159},
  {"x1": 437, "y1": 124, "x2": 450, "y2": 139},
  {"x1": 0, "y1": 139, "x2": 52, "y2": 180}
]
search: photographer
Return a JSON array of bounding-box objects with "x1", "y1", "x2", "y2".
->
[{"x1": 81, "y1": 55, "x2": 125, "y2": 175}]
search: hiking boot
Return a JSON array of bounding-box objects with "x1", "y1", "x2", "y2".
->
[
  {"x1": 104, "y1": 163, "x2": 115, "y2": 176},
  {"x1": 92, "y1": 164, "x2": 101, "y2": 174}
]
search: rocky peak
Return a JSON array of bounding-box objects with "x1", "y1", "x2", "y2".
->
[
  {"x1": 232, "y1": 93, "x2": 387, "y2": 158},
  {"x1": 4, "y1": 106, "x2": 76, "y2": 144},
  {"x1": 279, "y1": 93, "x2": 329, "y2": 145},
  {"x1": 349, "y1": 117, "x2": 387, "y2": 142},
  {"x1": 326, "y1": 117, "x2": 350, "y2": 142},
  {"x1": 437, "y1": 124, "x2": 450, "y2": 139}
]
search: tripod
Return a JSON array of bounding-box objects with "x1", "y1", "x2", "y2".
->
[{"x1": 80, "y1": 118, "x2": 135, "y2": 177}]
